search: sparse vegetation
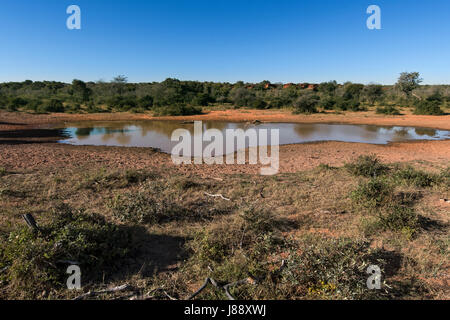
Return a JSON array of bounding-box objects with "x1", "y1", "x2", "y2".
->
[
  {"x1": 0, "y1": 155, "x2": 447, "y2": 300},
  {"x1": 0, "y1": 204, "x2": 135, "y2": 298},
  {"x1": 345, "y1": 155, "x2": 389, "y2": 178},
  {"x1": 376, "y1": 106, "x2": 401, "y2": 115}
]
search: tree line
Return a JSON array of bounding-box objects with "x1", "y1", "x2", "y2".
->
[{"x1": 0, "y1": 73, "x2": 448, "y2": 116}]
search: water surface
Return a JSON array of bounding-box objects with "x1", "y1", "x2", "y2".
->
[{"x1": 59, "y1": 121, "x2": 450, "y2": 155}]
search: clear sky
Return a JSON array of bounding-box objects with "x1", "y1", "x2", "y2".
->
[{"x1": 1, "y1": 0, "x2": 449, "y2": 84}]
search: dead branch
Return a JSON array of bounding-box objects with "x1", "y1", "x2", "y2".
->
[
  {"x1": 187, "y1": 277, "x2": 254, "y2": 300},
  {"x1": 204, "y1": 192, "x2": 230, "y2": 201},
  {"x1": 223, "y1": 278, "x2": 252, "y2": 300},
  {"x1": 73, "y1": 284, "x2": 131, "y2": 300},
  {"x1": 22, "y1": 213, "x2": 39, "y2": 232}
]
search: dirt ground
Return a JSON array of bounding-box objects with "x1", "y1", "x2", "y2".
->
[{"x1": 0, "y1": 109, "x2": 449, "y2": 174}]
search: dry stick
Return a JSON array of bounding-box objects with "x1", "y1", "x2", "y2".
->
[
  {"x1": 223, "y1": 279, "x2": 252, "y2": 300},
  {"x1": 145, "y1": 288, "x2": 178, "y2": 300},
  {"x1": 204, "y1": 192, "x2": 231, "y2": 201},
  {"x1": 187, "y1": 277, "x2": 252, "y2": 301},
  {"x1": 73, "y1": 284, "x2": 131, "y2": 300}
]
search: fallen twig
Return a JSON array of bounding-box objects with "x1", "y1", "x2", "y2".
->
[
  {"x1": 204, "y1": 192, "x2": 230, "y2": 201},
  {"x1": 22, "y1": 213, "x2": 39, "y2": 232},
  {"x1": 73, "y1": 284, "x2": 131, "y2": 300},
  {"x1": 187, "y1": 277, "x2": 254, "y2": 300}
]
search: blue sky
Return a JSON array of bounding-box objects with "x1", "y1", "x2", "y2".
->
[{"x1": 0, "y1": 0, "x2": 449, "y2": 84}]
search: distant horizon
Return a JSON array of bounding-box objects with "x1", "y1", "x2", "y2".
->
[{"x1": 1, "y1": 77, "x2": 450, "y2": 86}]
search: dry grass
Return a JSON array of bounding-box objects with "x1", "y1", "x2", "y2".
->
[{"x1": 0, "y1": 158, "x2": 448, "y2": 300}]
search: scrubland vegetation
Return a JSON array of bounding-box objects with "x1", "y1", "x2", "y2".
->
[
  {"x1": 0, "y1": 73, "x2": 449, "y2": 116},
  {"x1": 0, "y1": 157, "x2": 448, "y2": 300}
]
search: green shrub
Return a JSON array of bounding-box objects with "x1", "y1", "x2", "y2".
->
[
  {"x1": 153, "y1": 105, "x2": 202, "y2": 116},
  {"x1": 376, "y1": 106, "x2": 400, "y2": 115},
  {"x1": 138, "y1": 95, "x2": 154, "y2": 109},
  {"x1": 281, "y1": 237, "x2": 383, "y2": 299},
  {"x1": 414, "y1": 100, "x2": 444, "y2": 115},
  {"x1": 345, "y1": 155, "x2": 389, "y2": 178},
  {"x1": 351, "y1": 178, "x2": 394, "y2": 209},
  {"x1": 232, "y1": 88, "x2": 256, "y2": 108},
  {"x1": 377, "y1": 206, "x2": 419, "y2": 235},
  {"x1": 0, "y1": 204, "x2": 134, "y2": 296},
  {"x1": 334, "y1": 97, "x2": 363, "y2": 111},
  {"x1": 320, "y1": 96, "x2": 336, "y2": 110},
  {"x1": 108, "y1": 191, "x2": 182, "y2": 224},
  {"x1": 8, "y1": 97, "x2": 28, "y2": 111},
  {"x1": 393, "y1": 166, "x2": 438, "y2": 187},
  {"x1": 293, "y1": 93, "x2": 319, "y2": 114},
  {"x1": 39, "y1": 99, "x2": 65, "y2": 113},
  {"x1": 0, "y1": 167, "x2": 6, "y2": 177},
  {"x1": 440, "y1": 167, "x2": 450, "y2": 186},
  {"x1": 251, "y1": 99, "x2": 268, "y2": 109}
]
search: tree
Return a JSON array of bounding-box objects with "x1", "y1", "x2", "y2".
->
[
  {"x1": 343, "y1": 83, "x2": 364, "y2": 100},
  {"x1": 396, "y1": 72, "x2": 422, "y2": 97},
  {"x1": 112, "y1": 75, "x2": 128, "y2": 96},
  {"x1": 318, "y1": 81, "x2": 338, "y2": 96},
  {"x1": 365, "y1": 84, "x2": 384, "y2": 105},
  {"x1": 293, "y1": 93, "x2": 319, "y2": 114},
  {"x1": 231, "y1": 88, "x2": 256, "y2": 108},
  {"x1": 71, "y1": 79, "x2": 92, "y2": 102}
]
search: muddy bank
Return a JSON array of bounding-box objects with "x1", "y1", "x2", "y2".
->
[{"x1": 1, "y1": 140, "x2": 449, "y2": 175}]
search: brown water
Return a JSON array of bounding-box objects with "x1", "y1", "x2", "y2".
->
[{"x1": 59, "y1": 121, "x2": 450, "y2": 155}]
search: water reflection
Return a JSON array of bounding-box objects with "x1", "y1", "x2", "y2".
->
[{"x1": 60, "y1": 121, "x2": 450, "y2": 155}]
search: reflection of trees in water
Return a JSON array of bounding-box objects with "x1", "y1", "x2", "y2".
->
[
  {"x1": 138, "y1": 121, "x2": 194, "y2": 137},
  {"x1": 75, "y1": 128, "x2": 95, "y2": 140},
  {"x1": 115, "y1": 133, "x2": 132, "y2": 145},
  {"x1": 414, "y1": 128, "x2": 436, "y2": 137},
  {"x1": 393, "y1": 128, "x2": 410, "y2": 137},
  {"x1": 293, "y1": 124, "x2": 326, "y2": 138},
  {"x1": 137, "y1": 121, "x2": 231, "y2": 138}
]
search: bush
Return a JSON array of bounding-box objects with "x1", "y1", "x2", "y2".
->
[
  {"x1": 393, "y1": 166, "x2": 439, "y2": 187},
  {"x1": 351, "y1": 178, "x2": 394, "y2": 209},
  {"x1": 334, "y1": 97, "x2": 363, "y2": 111},
  {"x1": 251, "y1": 99, "x2": 268, "y2": 109},
  {"x1": 39, "y1": 99, "x2": 65, "y2": 113},
  {"x1": 8, "y1": 97, "x2": 28, "y2": 111},
  {"x1": 108, "y1": 96, "x2": 138, "y2": 111},
  {"x1": 138, "y1": 95, "x2": 154, "y2": 109},
  {"x1": 281, "y1": 237, "x2": 383, "y2": 299},
  {"x1": 414, "y1": 100, "x2": 444, "y2": 115},
  {"x1": 232, "y1": 88, "x2": 256, "y2": 108},
  {"x1": 320, "y1": 96, "x2": 336, "y2": 110},
  {"x1": 376, "y1": 106, "x2": 400, "y2": 115},
  {"x1": 153, "y1": 105, "x2": 202, "y2": 116},
  {"x1": 345, "y1": 155, "x2": 389, "y2": 178},
  {"x1": 0, "y1": 167, "x2": 6, "y2": 176},
  {"x1": 0, "y1": 204, "x2": 134, "y2": 296},
  {"x1": 192, "y1": 93, "x2": 211, "y2": 107},
  {"x1": 377, "y1": 206, "x2": 419, "y2": 235},
  {"x1": 108, "y1": 191, "x2": 182, "y2": 224},
  {"x1": 293, "y1": 93, "x2": 319, "y2": 114},
  {"x1": 440, "y1": 167, "x2": 450, "y2": 186}
]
